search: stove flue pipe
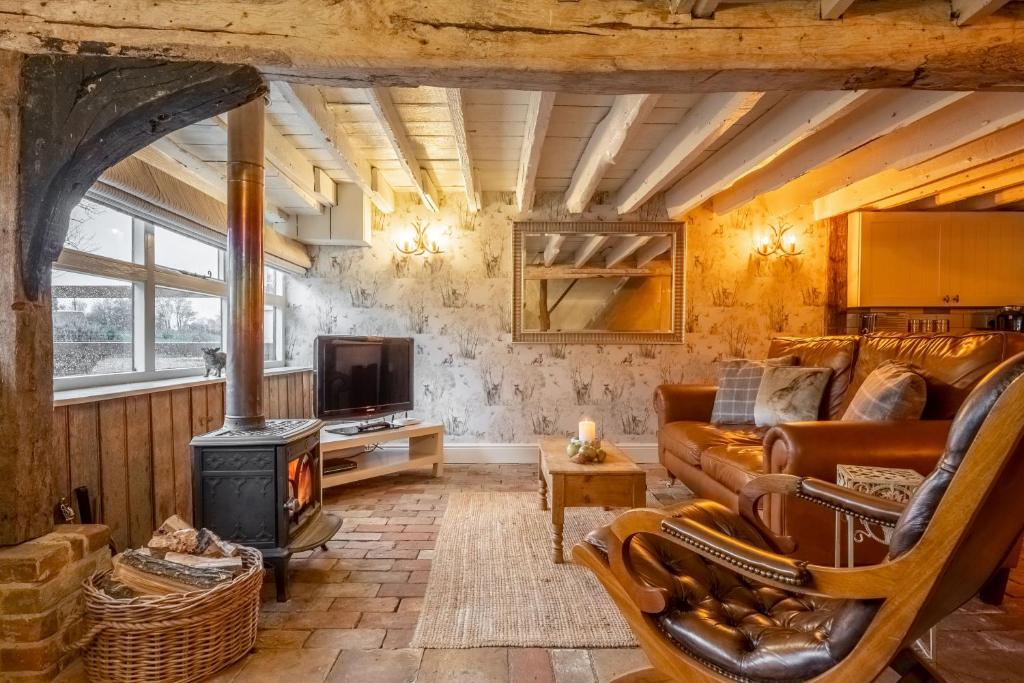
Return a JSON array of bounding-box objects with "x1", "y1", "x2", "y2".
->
[{"x1": 224, "y1": 97, "x2": 266, "y2": 429}]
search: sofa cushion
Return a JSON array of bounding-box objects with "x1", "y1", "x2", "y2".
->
[
  {"x1": 661, "y1": 422, "x2": 764, "y2": 468},
  {"x1": 710, "y1": 356, "x2": 798, "y2": 424},
  {"x1": 768, "y1": 336, "x2": 859, "y2": 420},
  {"x1": 843, "y1": 360, "x2": 927, "y2": 422},
  {"x1": 846, "y1": 332, "x2": 1024, "y2": 419},
  {"x1": 754, "y1": 366, "x2": 834, "y2": 427},
  {"x1": 700, "y1": 444, "x2": 764, "y2": 494}
]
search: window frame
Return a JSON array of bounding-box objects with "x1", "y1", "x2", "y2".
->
[{"x1": 54, "y1": 202, "x2": 286, "y2": 391}]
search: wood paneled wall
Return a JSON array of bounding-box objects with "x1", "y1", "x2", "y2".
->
[{"x1": 51, "y1": 370, "x2": 313, "y2": 551}]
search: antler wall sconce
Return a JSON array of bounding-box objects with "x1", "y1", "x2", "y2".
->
[
  {"x1": 753, "y1": 221, "x2": 803, "y2": 257},
  {"x1": 395, "y1": 220, "x2": 446, "y2": 256}
]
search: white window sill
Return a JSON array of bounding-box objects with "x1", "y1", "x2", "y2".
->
[{"x1": 53, "y1": 366, "x2": 312, "y2": 407}]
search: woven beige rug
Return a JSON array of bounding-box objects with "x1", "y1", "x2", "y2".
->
[{"x1": 411, "y1": 491, "x2": 641, "y2": 649}]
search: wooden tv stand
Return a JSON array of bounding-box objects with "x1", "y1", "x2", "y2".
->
[{"x1": 320, "y1": 422, "x2": 445, "y2": 489}]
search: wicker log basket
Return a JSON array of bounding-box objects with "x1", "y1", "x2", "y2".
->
[{"x1": 73, "y1": 546, "x2": 264, "y2": 683}]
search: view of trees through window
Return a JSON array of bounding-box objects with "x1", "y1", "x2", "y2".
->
[{"x1": 54, "y1": 198, "x2": 288, "y2": 386}]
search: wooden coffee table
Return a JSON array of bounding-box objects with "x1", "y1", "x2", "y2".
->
[{"x1": 538, "y1": 437, "x2": 647, "y2": 563}]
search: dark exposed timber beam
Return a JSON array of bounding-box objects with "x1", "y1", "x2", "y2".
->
[
  {"x1": 3, "y1": 0, "x2": 1024, "y2": 92},
  {"x1": 1, "y1": 51, "x2": 264, "y2": 546}
]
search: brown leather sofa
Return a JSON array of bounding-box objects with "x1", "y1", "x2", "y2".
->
[{"x1": 656, "y1": 332, "x2": 1024, "y2": 566}]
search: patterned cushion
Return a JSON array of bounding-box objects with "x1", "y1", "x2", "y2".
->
[
  {"x1": 710, "y1": 356, "x2": 798, "y2": 425},
  {"x1": 754, "y1": 366, "x2": 834, "y2": 427},
  {"x1": 842, "y1": 360, "x2": 927, "y2": 422}
]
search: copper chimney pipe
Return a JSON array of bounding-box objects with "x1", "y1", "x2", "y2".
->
[{"x1": 224, "y1": 97, "x2": 266, "y2": 429}]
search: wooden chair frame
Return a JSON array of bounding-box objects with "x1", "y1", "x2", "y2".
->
[{"x1": 573, "y1": 373, "x2": 1024, "y2": 683}]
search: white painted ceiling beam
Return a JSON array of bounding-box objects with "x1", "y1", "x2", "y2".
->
[
  {"x1": 616, "y1": 92, "x2": 762, "y2": 215},
  {"x1": 952, "y1": 0, "x2": 1011, "y2": 25},
  {"x1": 141, "y1": 137, "x2": 290, "y2": 224},
  {"x1": 365, "y1": 86, "x2": 441, "y2": 213},
  {"x1": 759, "y1": 93, "x2": 1024, "y2": 218},
  {"x1": 573, "y1": 235, "x2": 610, "y2": 268},
  {"x1": 665, "y1": 90, "x2": 870, "y2": 218},
  {"x1": 634, "y1": 236, "x2": 673, "y2": 267},
  {"x1": 712, "y1": 90, "x2": 969, "y2": 215},
  {"x1": 605, "y1": 236, "x2": 652, "y2": 268},
  {"x1": 820, "y1": 0, "x2": 857, "y2": 19},
  {"x1": 444, "y1": 88, "x2": 481, "y2": 213},
  {"x1": 692, "y1": 0, "x2": 720, "y2": 18},
  {"x1": 543, "y1": 235, "x2": 566, "y2": 267},
  {"x1": 811, "y1": 95, "x2": 1024, "y2": 218},
  {"x1": 516, "y1": 92, "x2": 556, "y2": 215},
  {"x1": 565, "y1": 94, "x2": 660, "y2": 214},
  {"x1": 272, "y1": 82, "x2": 395, "y2": 214}
]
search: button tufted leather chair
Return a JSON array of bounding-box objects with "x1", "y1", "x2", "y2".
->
[{"x1": 575, "y1": 352, "x2": 1024, "y2": 683}]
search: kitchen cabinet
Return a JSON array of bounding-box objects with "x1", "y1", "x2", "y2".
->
[{"x1": 848, "y1": 211, "x2": 1024, "y2": 307}]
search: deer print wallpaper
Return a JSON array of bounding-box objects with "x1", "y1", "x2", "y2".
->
[{"x1": 284, "y1": 192, "x2": 829, "y2": 444}]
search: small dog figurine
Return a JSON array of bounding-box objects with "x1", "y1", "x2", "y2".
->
[{"x1": 202, "y1": 347, "x2": 227, "y2": 378}]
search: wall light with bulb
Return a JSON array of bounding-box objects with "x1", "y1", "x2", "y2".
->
[
  {"x1": 395, "y1": 219, "x2": 448, "y2": 256},
  {"x1": 752, "y1": 221, "x2": 803, "y2": 258}
]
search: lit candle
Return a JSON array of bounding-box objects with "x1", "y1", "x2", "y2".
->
[{"x1": 578, "y1": 418, "x2": 597, "y2": 443}]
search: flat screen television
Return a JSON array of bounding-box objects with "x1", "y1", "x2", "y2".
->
[{"x1": 315, "y1": 336, "x2": 414, "y2": 421}]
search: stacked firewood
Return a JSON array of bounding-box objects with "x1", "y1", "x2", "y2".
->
[{"x1": 102, "y1": 516, "x2": 244, "y2": 598}]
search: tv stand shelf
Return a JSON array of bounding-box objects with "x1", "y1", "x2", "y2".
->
[{"x1": 320, "y1": 422, "x2": 444, "y2": 489}]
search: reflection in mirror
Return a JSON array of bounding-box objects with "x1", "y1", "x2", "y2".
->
[{"x1": 513, "y1": 223, "x2": 683, "y2": 344}]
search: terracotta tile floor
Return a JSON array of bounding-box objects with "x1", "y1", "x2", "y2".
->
[{"x1": 59, "y1": 464, "x2": 1024, "y2": 682}]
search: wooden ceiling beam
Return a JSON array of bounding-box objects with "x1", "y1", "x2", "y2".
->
[
  {"x1": 932, "y1": 166, "x2": 1024, "y2": 207},
  {"x1": 573, "y1": 235, "x2": 611, "y2": 268},
  {"x1": 634, "y1": 236, "x2": 673, "y2": 267},
  {"x1": 543, "y1": 234, "x2": 566, "y2": 267},
  {"x1": 565, "y1": 94, "x2": 659, "y2": 214},
  {"x1": 866, "y1": 151, "x2": 1024, "y2": 209},
  {"x1": 272, "y1": 81, "x2": 395, "y2": 214},
  {"x1": 713, "y1": 90, "x2": 969, "y2": 215},
  {"x1": 956, "y1": 183, "x2": 1024, "y2": 210},
  {"x1": 605, "y1": 235, "x2": 652, "y2": 268},
  {"x1": 524, "y1": 260, "x2": 671, "y2": 280},
  {"x1": 10, "y1": 1, "x2": 1024, "y2": 93},
  {"x1": 665, "y1": 90, "x2": 870, "y2": 218},
  {"x1": 811, "y1": 94, "x2": 1024, "y2": 218},
  {"x1": 365, "y1": 86, "x2": 440, "y2": 212},
  {"x1": 516, "y1": 91, "x2": 555, "y2": 215},
  {"x1": 820, "y1": 0, "x2": 857, "y2": 19},
  {"x1": 142, "y1": 136, "x2": 290, "y2": 224},
  {"x1": 616, "y1": 92, "x2": 762, "y2": 215},
  {"x1": 691, "y1": 0, "x2": 720, "y2": 18},
  {"x1": 952, "y1": 0, "x2": 1012, "y2": 25},
  {"x1": 444, "y1": 88, "x2": 480, "y2": 213}
]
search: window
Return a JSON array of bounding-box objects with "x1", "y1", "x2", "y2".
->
[
  {"x1": 54, "y1": 199, "x2": 288, "y2": 389},
  {"x1": 53, "y1": 270, "x2": 134, "y2": 377}
]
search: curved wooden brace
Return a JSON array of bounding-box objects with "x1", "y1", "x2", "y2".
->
[{"x1": 18, "y1": 54, "x2": 267, "y2": 299}]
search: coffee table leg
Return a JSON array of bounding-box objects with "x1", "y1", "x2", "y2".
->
[{"x1": 551, "y1": 505, "x2": 564, "y2": 564}]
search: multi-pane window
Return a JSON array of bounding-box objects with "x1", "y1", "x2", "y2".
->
[{"x1": 53, "y1": 198, "x2": 288, "y2": 389}]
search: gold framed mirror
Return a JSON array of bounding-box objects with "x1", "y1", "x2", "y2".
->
[{"x1": 512, "y1": 221, "x2": 684, "y2": 344}]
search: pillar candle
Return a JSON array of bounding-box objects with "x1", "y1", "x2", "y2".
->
[{"x1": 578, "y1": 419, "x2": 597, "y2": 443}]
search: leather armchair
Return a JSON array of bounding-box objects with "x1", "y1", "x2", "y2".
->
[{"x1": 763, "y1": 420, "x2": 950, "y2": 564}]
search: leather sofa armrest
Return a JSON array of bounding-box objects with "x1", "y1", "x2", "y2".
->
[
  {"x1": 797, "y1": 478, "x2": 905, "y2": 526},
  {"x1": 654, "y1": 384, "x2": 717, "y2": 426},
  {"x1": 661, "y1": 517, "x2": 810, "y2": 586},
  {"x1": 763, "y1": 420, "x2": 951, "y2": 481}
]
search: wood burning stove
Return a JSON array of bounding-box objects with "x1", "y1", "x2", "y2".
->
[{"x1": 191, "y1": 418, "x2": 341, "y2": 601}]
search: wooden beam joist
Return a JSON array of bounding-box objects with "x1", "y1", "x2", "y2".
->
[
  {"x1": 952, "y1": 0, "x2": 1012, "y2": 25},
  {"x1": 820, "y1": 0, "x2": 857, "y2": 19},
  {"x1": 516, "y1": 91, "x2": 555, "y2": 215},
  {"x1": 543, "y1": 234, "x2": 566, "y2": 267},
  {"x1": 365, "y1": 86, "x2": 440, "y2": 212},
  {"x1": 666, "y1": 90, "x2": 869, "y2": 218},
  {"x1": 272, "y1": 81, "x2": 395, "y2": 214},
  {"x1": 565, "y1": 94, "x2": 659, "y2": 214},
  {"x1": 524, "y1": 260, "x2": 671, "y2": 280},
  {"x1": 604, "y1": 235, "x2": 652, "y2": 268},
  {"x1": 713, "y1": 90, "x2": 969, "y2": 215},
  {"x1": 956, "y1": 183, "x2": 1024, "y2": 210},
  {"x1": 444, "y1": 88, "x2": 480, "y2": 213},
  {"x1": 932, "y1": 166, "x2": 1024, "y2": 207},
  {"x1": 616, "y1": 92, "x2": 762, "y2": 215},
  {"x1": 8, "y1": 1, "x2": 1024, "y2": 93},
  {"x1": 573, "y1": 235, "x2": 610, "y2": 268},
  {"x1": 812, "y1": 93, "x2": 1024, "y2": 218},
  {"x1": 866, "y1": 150, "x2": 1024, "y2": 209},
  {"x1": 634, "y1": 235, "x2": 673, "y2": 267}
]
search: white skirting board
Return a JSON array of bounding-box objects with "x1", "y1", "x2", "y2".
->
[{"x1": 380, "y1": 442, "x2": 658, "y2": 464}]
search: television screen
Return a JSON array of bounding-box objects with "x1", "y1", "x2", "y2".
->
[{"x1": 315, "y1": 336, "x2": 414, "y2": 420}]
